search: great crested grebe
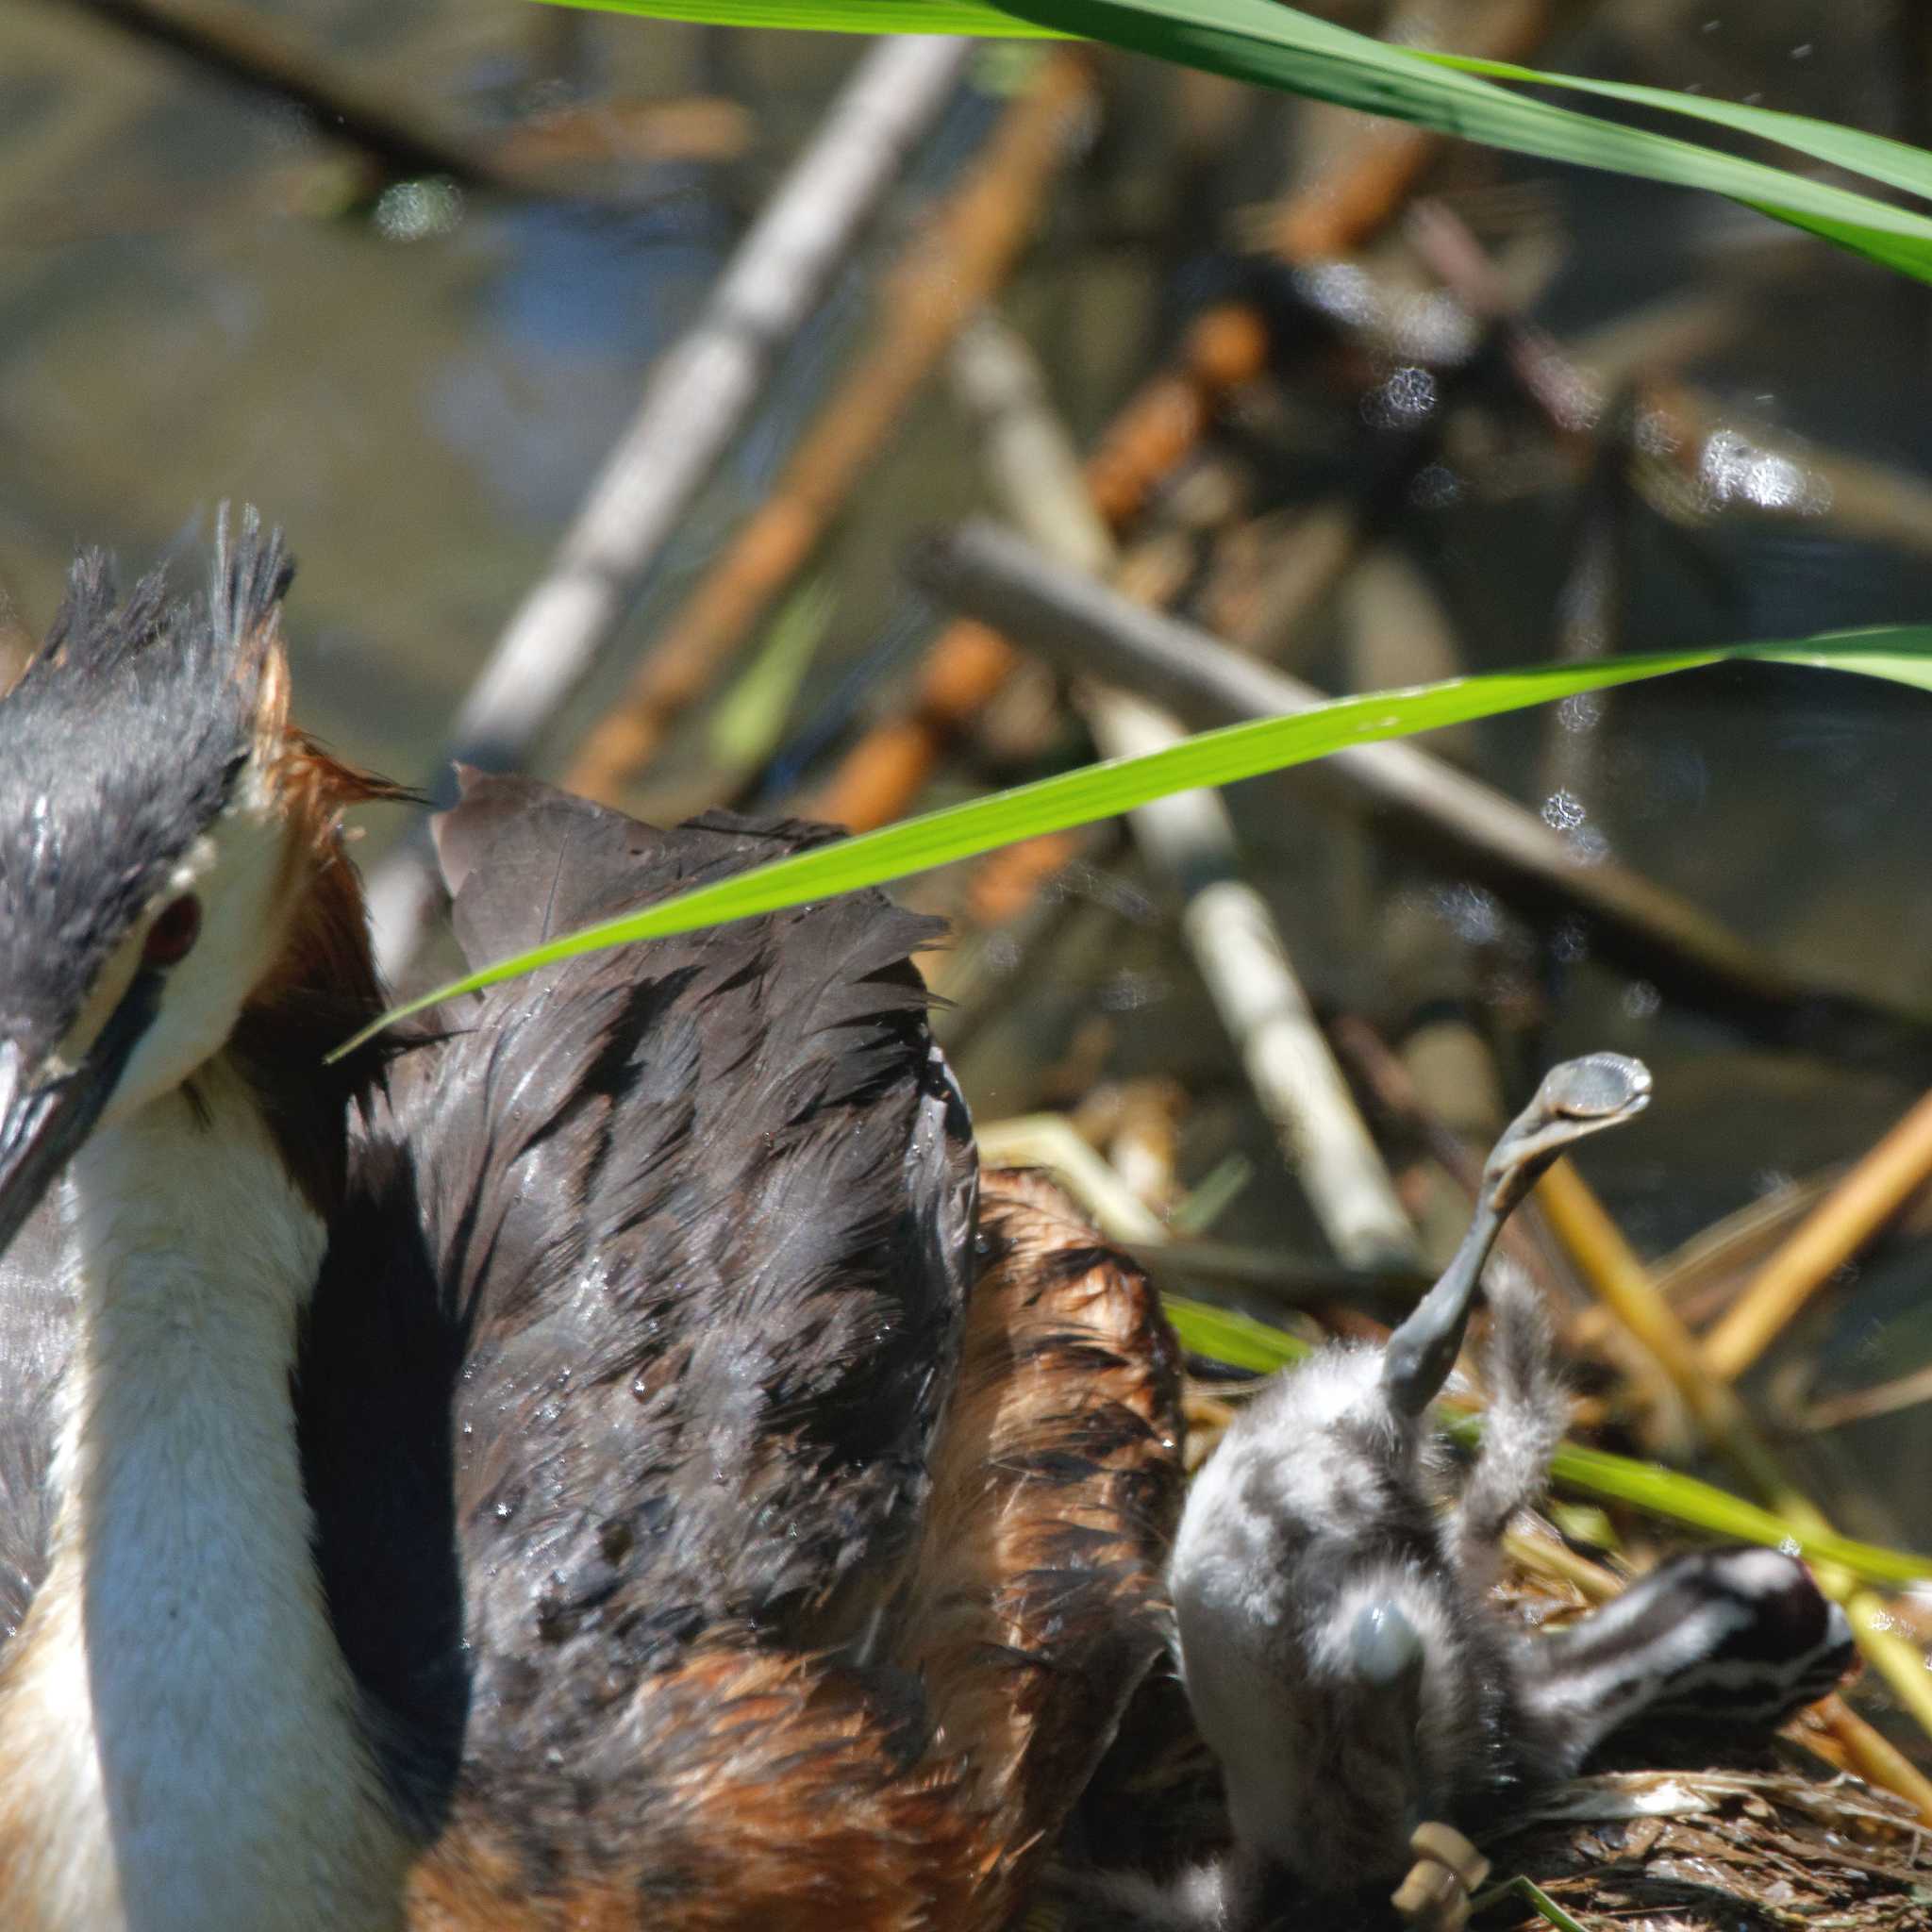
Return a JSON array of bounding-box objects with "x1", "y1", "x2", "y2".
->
[{"x1": 0, "y1": 509, "x2": 1183, "y2": 1931}]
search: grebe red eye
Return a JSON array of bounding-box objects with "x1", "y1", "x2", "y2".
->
[{"x1": 143, "y1": 894, "x2": 202, "y2": 967}]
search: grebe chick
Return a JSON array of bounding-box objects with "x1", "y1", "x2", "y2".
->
[{"x1": 1153, "y1": 1054, "x2": 1854, "y2": 1930}]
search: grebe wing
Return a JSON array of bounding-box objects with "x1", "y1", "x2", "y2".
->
[{"x1": 302, "y1": 777, "x2": 974, "y2": 1821}]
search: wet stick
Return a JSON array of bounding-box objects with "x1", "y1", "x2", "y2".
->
[{"x1": 364, "y1": 34, "x2": 975, "y2": 974}]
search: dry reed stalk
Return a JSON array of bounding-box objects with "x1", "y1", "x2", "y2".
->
[
  {"x1": 563, "y1": 51, "x2": 1097, "y2": 807},
  {"x1": 60, "y1": 0, "x2": 541, "y2": 193},
  {"x1": 1261, "y1": 0, "x2": 1550, "y2": 260},
  {"x1": 1535, "y1": 1158, "x2": 1932, "y2": 1799},
  {"x1": 1804, "y1": 1359, "x2": 1932, "y2": 1434},
  {"x1": 1703, "y1": 1087, "x2": 1932, "y2": 1382},
  {"x1": 908, "y1": 519, "x2": 1932, "y2": 1063},
  {"x1": 955, "y1": 313, "x2": 1418, "y2": 1270},
  {"x1": 365, "y1": 34, "x2": 974, "y2": 974}
]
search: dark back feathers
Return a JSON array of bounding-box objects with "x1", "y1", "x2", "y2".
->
[{"x1": 299, "y1": 779, "x2": 976, "y2": 1827}]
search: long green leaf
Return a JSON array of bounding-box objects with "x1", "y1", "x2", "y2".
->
[
  {"x1": 1162, "y1": 1293, "x2": 1307, "y2": 1374},
  {"x1": 1159, "y1": 1298, "x2": 1932, "y2": 1588},
  {"x1": 1424, "y1": 50, "x2": 1932, "y2": 208},
  {"x1": 545, "y1": 0, "x2": 1932, "y2": 283},
  {"x1": 1474, "y1": 1875, "x2": 1589, "y2": 1932},
  {"x1": 333, "y1": 629, "x2": 1932, "y2": 1058},
  {"x1": 708, "y1": 577, "x2": 839, "y2": 770},
  {"x1": 533, "y1": 0, "x2": 1062, "y2": 31},
  {"x1": 993, "y1": 0, "x2": 1932, "y2": 283},
  {"x1": 1544, "y1": 1442, "x2": 1932, "y2": 1589}
]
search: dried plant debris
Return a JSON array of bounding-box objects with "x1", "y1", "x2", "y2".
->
[{"x1": 1486, "y1": 1763, "x2": 1931, "y2": 1931}]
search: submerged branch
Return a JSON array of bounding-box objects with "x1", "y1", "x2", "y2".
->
[{"x1": 908, "y1": 518, "x2": 1932, "y2": 1068}]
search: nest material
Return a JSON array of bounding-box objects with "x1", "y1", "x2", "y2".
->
[{"x1": 1485, "y1": 1760, "x2": 1930, "y2": 1931}]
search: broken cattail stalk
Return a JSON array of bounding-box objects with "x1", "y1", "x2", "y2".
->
[
  {"x1": 808, "y1": 302, "x2": 1271, "y2": 834},
  {"x1": 1703, "y1": 1085, "x2": 1932, "y2": 1383}
]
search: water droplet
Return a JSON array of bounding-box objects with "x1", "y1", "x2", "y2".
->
[
  {"x1": 1550, "y1": 919, "x2": 1591, "y2": 964},
  {"x1": 1541, "y1": 789, "x2": 1587, "y2": 832},
  {"x1": 373, "y1": 176, "x2": 464, "y2": 242},
  {"x1": 1620, "y1": 979, "x2": 1661, "y2": 1021},
  {"x1": 1362, "y1": 365, "x2": 1438, "y2": 429}
]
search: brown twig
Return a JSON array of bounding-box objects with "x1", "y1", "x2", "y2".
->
[
  {"x1": 492, "y1": 97, "x2": 755, "y2": 175},
  {"x1": 958, "y1": 314, "x2": 1420, "y2": 1269},
  {"x1": 1535, "y1": 1161, "x2": 1790, "y2": 1494},
  {"x1": 1569, "y1": 1169, "x2": 1838, "y2": 1348},
  {"x1": 807, "y1": 303, "x2": 1271, "y2": 835},
  {"x1": 1805, "y1": 1360, "x2": 1932, "y2": 1434},
  {"x1": 364, "y1": 35, "x2": 975, "y2": 974},
  {"x1": 1262, "y1": 0, "x2": 1551, "y2": 261},
  {"x1": 558, "y1": 51, "x2": 1096, "y2": 810}
]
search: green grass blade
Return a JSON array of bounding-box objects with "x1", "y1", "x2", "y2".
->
[
  {"x1": 1546, "y1": 1443, "x2": 1932, "y2": 1588},
  {"x1": 1425, "y1": 50, "x2": 1932, "y2": 207},
  {"x1": 1473, "y1": 1876, "x2": 1589, "y2": 1932},
  {"x1": 541, "y1": 0, "x2": 1932, "y2": 278},
  {"x1": 1160, "y1": 1299, "x2": 1932, "y2": 1588},
  {"x1": 708, "y1": 577, "x2": 839, "y2": 771},
  {"x1": 532, "y1": 0, "x2": 1061, "y2": 32},
  {"x1": 1163, "y1": 1294, "x2": 1308, "y2": 1373},
  {"x1": 989, "y1": 0, "x2": 1932, "y2": 282},
  {"x1": 331, "y1": 627, "x2": 1932, "y2": 1058}
]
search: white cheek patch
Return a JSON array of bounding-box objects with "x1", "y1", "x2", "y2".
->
[{"x1": 100, "y1": 781, "x2": 296, "y2": 1124}]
